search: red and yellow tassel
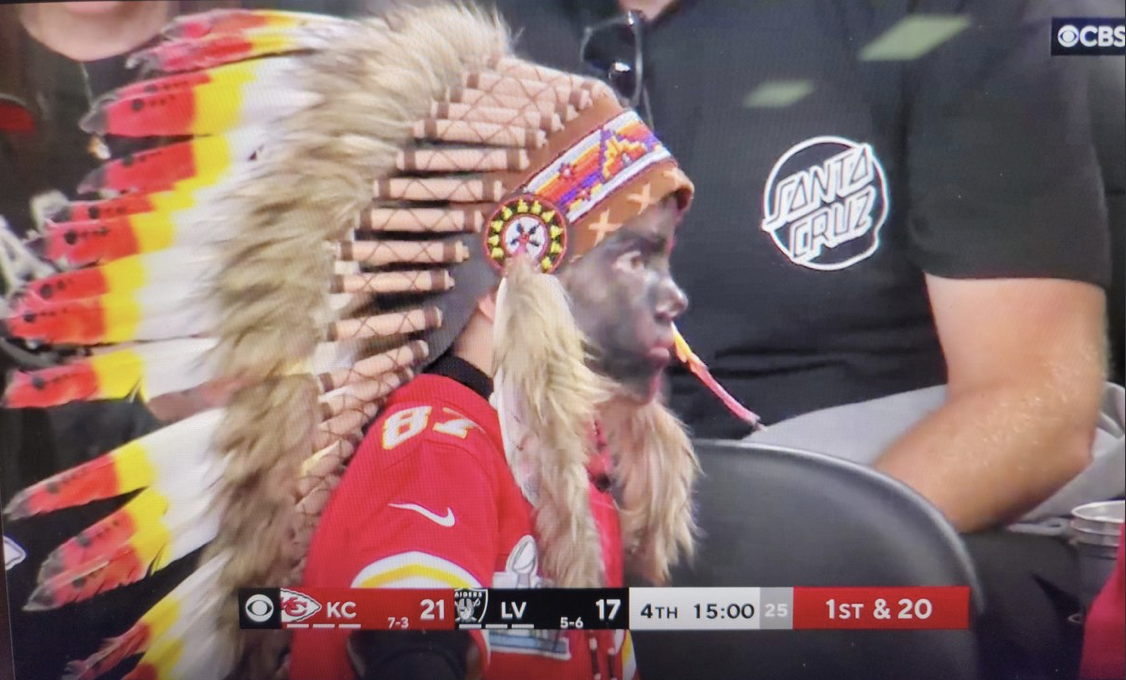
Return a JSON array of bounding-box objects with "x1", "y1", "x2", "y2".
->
[{"x1": 672, "y1": 325, "x2": 762, "y2": 427}]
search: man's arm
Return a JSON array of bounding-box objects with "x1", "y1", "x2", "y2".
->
[{"x1": 875, "y1": 275, "x2": 1106, "y2": 533}]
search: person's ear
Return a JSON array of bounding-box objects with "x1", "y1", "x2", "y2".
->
[{"x1": 477, "y1": 290, "x2": 498, "y2": 323}]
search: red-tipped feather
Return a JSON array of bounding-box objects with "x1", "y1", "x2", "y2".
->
[
  {"x1": 83, "y1": 61, "x2": 315, "y2": 139},
  {"x1": 20, "y1": 267, "x2": 110, "y2": 306},
  {"x1": 26, "y1": 507, "x2": 220, "y2": 610},
  {"x1": 102, "y1": 71, "x2": 211, "y2": 102},
  {"x1": 51, "y1": 194, "x2": 159, "y2": 222},
  {"x1": 26, "y1": 543, "x2": 151, "y2": 611},
  {"x1": 3, "y1": 454, "x2": 123, "y2": 520},
  {"x1": 2, "y1": 364, "x2": 100, "y2": 409},
  {"x1": 83, "y1": 90, "x2": 200, "y2": 137},
  {"x1": 128, "y1": 34, "x2": 258, "y2": 73},
  {"x1": 42, "y1": 218, "x2": 144, "y2": 268},
  {"x1": 62, "y1": 624, "x2": 151, "y2": 680},
  {"x1": 78, "y1": 129, "x2": 264, "y2": 194},
  {"x1": 127, "y1": 28, "x2": 325, "y2": 73},
  {"x1": 38, "y1": 515, "x2": 139, "y2": 584},
  {"x1": 4, "y1": 298, "x2": 115, "y2": 346},
  {"x1": 62, "y1": 556, "x2": 227, "y2": 680},
  {"x1": 164, "y1": 9, "x2": 279, "y2": 39},
  {"x1": 78, "y1": 143, "x2": 197, "y2": 195},
  {"x1": 163, "y1": 8, "x2": 347, "y2": 39},
  {"x1": 38, "y1": 491, "x2": 165, "y2": 583},
  {"x1": 5, "y1": 410, "x2": 222, "y2": 520}
]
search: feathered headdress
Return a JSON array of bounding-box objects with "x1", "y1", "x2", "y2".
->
[{"x1": 0, "y1": 5, "x2": 758, "y2": 679}]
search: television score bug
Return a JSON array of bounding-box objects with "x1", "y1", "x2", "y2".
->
[{"x1": 238, "y1": 586, "x2": 969, "y2": 631}]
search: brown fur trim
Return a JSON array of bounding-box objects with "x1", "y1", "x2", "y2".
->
[
  {"x1": 198, "y1": 6, "x2": 513, "y2": 676},
  {"x1": 601, "y1": 397, "x2": 699, "y2": 585},
  {"x1": 494, "y1": 255, "x2": 609, "y2": 587},
  {"x1": 205, "y1": 376, "x2": 317, "y2": 677}
]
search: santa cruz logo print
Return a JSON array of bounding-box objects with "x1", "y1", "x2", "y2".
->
[{"x1": 761, "y1": 136, "x2": 888, "y2": 271}]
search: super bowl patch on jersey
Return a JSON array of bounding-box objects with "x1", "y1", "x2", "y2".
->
[{"x1": 761, "y1": 136, "x2": 889, "y2": 271}]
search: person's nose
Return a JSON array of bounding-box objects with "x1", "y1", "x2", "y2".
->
[{"x1": 656, "y1": 276, "x2": 688, "y2": 322}]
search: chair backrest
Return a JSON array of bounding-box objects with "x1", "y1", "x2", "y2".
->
[{"x1": 631, "y1": 440, "x2": 983, "y2": 680}]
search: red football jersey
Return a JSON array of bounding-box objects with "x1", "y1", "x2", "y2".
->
[{"x1": 289, "y1": 373, "x2": 639, "y2": 680}]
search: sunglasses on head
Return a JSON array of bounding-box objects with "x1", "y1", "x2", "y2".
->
[{"x1": 580, "y1": 10, "x2": 654, "y2": 126}]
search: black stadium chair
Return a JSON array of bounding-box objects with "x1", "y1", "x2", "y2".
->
[{"x1": 633, "y1": 440, "x2": 984, "y2": 680}]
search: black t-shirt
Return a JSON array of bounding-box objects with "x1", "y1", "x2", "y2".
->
[
  {"x1": 0, "y1": 29, "x2": 143, "y2": 241},
  {"x1": 490, "y1": 0, "x2": 1111, "y2": 438}
]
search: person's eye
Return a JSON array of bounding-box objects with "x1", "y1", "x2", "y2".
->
[{"x1": 618, "y1": 250, "x2": 646, "y2": 272}]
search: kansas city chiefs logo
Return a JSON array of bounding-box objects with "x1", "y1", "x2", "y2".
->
[{"x1": 280, "y1": 588, "x2": 322, "y2": 623}]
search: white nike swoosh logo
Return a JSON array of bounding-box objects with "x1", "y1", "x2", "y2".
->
[{"x1": 388, "y1": 503, "x2": 456, "y2": 528}]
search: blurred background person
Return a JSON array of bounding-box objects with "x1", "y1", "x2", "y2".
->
[
  {"x1": 490, "y1": 1, "x2": 1122, "y2": 678},
  {"x1": 1, "y1": 2, "x2": 179, "y2": 235}
]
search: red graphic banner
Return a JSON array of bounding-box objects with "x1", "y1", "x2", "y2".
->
[
  {"x1": 279, "y1": 587, "x2": 455, "y2": 631},
  {"x1": 792, "y1": 586, "x2": 971, "y2": 630}
]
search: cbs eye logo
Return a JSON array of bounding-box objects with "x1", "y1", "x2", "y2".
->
[
  {"x1": 245, "y1": 594, "x2": 276, "y2": 622},
  {"x1": 239, "y1": 589, "x2": 281, "y2": 628},
  {"x1": 1052, "y1": 18, "x2": 1126, "y2": 55},
  {"x1": 1057, "y1": 24, "x2": 1080, "y2": 47}
]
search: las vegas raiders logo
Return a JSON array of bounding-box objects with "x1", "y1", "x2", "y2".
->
[{"x1": 454, "y1": 588, "x2": 489, "y2": 624}]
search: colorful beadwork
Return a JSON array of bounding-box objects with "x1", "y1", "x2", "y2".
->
[
  {"x1": 485, "y1": 195, "x2": 568, "y2": 272},
  {"x1": 524, "y1": 110, "x2": 671, "y2": 225}
]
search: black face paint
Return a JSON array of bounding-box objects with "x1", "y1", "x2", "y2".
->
[{"x1": 562, "y1": 199, "x2": 687, "y2": 402}]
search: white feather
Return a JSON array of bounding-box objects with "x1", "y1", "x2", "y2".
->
[
  {"x1": 491, "y1": 277, "x2": 540, "y2": 505},
  {"x1": 133, "y1": 409, "x2": 226, "y2": 485}
]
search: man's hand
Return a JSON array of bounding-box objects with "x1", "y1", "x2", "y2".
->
[{"x1": 876, "y1": 275, "x2": 1106, "y2": 533}]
